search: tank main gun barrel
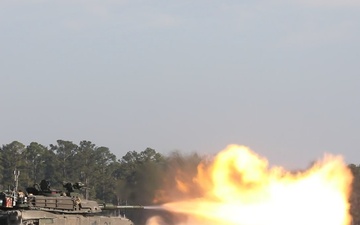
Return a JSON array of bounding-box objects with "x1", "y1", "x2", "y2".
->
[{"x1": 99, "y1": 204, "x2": 144, "y2": 210}]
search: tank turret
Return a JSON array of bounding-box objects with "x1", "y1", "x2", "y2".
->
[{"x1": 0, "y1": 170, "x2": 143, "y2": 225}]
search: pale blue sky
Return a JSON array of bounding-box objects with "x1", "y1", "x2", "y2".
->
[{"x1": 1, "y1": 0, "x2": 359, "y2": 169}]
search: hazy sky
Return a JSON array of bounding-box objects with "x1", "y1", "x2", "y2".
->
[{"x1": 1, "y1": 0, "x2": 359, "y2": 169}]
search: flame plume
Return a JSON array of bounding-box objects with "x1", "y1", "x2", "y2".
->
[{"x1": 162, "y1": 145, "x2": 353, "y2": 225}]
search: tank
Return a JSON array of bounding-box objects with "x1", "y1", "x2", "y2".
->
[{"x1": 0, "y1": 171, "x2": 143, "y2": 225}]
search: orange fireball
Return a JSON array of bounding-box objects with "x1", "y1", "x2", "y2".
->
[{"x1": 162, "y1": 145, "x2": 353, "y2": 225}]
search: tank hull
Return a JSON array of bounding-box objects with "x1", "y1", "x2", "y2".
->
[{"x1": 0, "y1": 210, "x2": 134, "y2": 225}]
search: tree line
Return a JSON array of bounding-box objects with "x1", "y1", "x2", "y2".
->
[
  {"x1": 1, "y1": 140, "x2": 360, "y2": 224},
  {"x1": 0, "y1": 140, "x2": 202, "y2": 206}
]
